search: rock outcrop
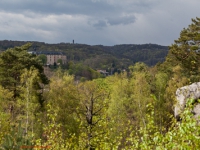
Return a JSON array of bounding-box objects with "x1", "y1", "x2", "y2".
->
[{"x1": 175, "y1": 82, "x2": 200, "y2": 120}]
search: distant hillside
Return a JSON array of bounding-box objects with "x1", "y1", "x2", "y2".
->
[{"x1": 0, "y1": 40, "x2": 168, "y2": 70}]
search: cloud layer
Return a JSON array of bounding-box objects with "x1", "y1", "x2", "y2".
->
[{"x1": 0, "y1": 0, "x2": 200, "y2": 46}]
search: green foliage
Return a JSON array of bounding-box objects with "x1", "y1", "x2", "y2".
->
[
  {"x1": 1, "y1": 122, "x2": 34, "y2": 150},
  {"x1": 57, "y1": 58, "x2": 63, "y2": 65},
  {"x1": 43, "y1": 72, "x2": 80, "y2": 141},
  {"x1": 18, "y1": 67, "x2": 41, "y2": 138},
  {"x1": 121, "y1": 97, "x2": 200, "y2": 150},
  {"x1": 0, "y1": 40, "x2": 168, "y2": 71},
  {"x1": 35, "y1": 104, "x2": 67, "y2": 150},
  {"x1": 0, "y1": 45, "x2": 49, "y2": 149},
  {"x1": 129, "y1": 62, "x2": 148, "y2": 72},
  {"x1": 2, "y1": 18, "x2": 200, "y2": 150},
  {"x1": 106, "y1": 73, "x2": 130, "y2": 137},
  {"x1": 167, "y1": 17, "x2": 200, "y2": 82},
  {"x1": 0, "y1": 43, "x2": 48, "y2": 100},
  {"x1": 77, "y1": 80, "x2": 110, "y2": 149},
  {"x1": 105, "y1": 65, "x2": 153, "y2": 148},
  {"x1": 0, "y1": 86, "x2": 13, "y2": 145},
  {"x1": 154, "y1": 72, "x2": 170, "y2": 131},
  {"x1": 37, "y1": 54, "x2": 47, "y2": 65},
  {"x1": 66, "y1": 62, "x2": 101, "y2": 80}
]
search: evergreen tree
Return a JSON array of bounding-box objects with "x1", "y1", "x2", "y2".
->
[
  {"x1": 168, "y1": 17, "x2": 200, "y2": 82},
  {"x1": 0, "y1": 43, "x2": 48, "y2": 103}
]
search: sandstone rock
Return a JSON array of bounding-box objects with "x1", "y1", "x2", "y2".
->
[{"x1": 175, "y1": 82, "x2": 200, "y2": 120}]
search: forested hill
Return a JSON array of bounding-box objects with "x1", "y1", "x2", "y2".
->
[{"x1": 0, "y1": 40, "x2": 168, "y2": 68}]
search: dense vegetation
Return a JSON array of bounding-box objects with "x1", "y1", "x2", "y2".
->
[
  {"x1": 0, "y1": 17, "x2": 200, "y2": 149},
  {"x1": 0, "y1": 40, "x2": 168, "y2": 69},
  {"x1": 0, "y1": 41, "x2": 168, "y2": 80}
]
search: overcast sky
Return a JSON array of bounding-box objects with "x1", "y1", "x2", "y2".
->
[{"x1": 0, "y1": 0, "x2": 199, "y2": 46}]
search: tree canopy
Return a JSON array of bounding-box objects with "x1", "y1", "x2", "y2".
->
[
  {"x1": 167, "y1": 17, "x2": 200, "y2": 82},
  {"x1": 0, "y1": 43, "x2": 48, "y2": 100},
  {"x1": 1, "y1": 18, "x2": 200, "y2": 149}
]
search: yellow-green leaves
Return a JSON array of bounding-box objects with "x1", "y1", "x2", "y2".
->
[{"x1": 0, "y1": 86, "x2": 12, "y2": 145}]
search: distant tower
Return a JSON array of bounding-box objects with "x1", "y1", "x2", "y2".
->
[{"x1": 73, "y1": 40, "x2": 74, "y2": 44}]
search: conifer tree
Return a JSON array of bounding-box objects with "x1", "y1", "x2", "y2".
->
[
  {"x1": 168, "y1": 17, "x2": 200, "y2": 82},
  {"x1": 0, "y1": 43, "x2": 48, "y2": 103}
]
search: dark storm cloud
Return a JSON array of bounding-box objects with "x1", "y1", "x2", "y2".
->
[
  {"x1": 0, "y1": 0, "x2": 138, "y2": 27},
  {"x1": 107, "y1": 15, "x2": 136, "y2": 25},
  {"x1": 0, "y1": 0, "x2": 115, "y2": 16},
  {"x1": 93, "y1": 20, "x2": 108, "y2": 28},
  {"x1": 0, "y1": 0, "x2": 148, "y2": 24},
  {"x1": 0, "y1": 0, "x2": 200, "y2": 46},
  {"x1": 90, "y1": 15, "x2": 136, "y2": 28}
]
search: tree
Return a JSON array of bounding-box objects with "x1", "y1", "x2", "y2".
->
[
  {"x1": 164, "y1": 65, "x2": 188, "y2": 116},
  {"x1": 19, "y1": 67, "x2": 41, "y2": 138},
  {"x1": 37, "y1": 54, "x2": 47, "y2": 65},
  {"x1": 43, "y1": 71, "x2": 80, "y2": 141},
  {"x1": 57, "y1": 58, "x2": 63, "y2": 65},
  {"x1": 106, "y1": 73, "x2": 131, "y2": 141},
  {"x1": 168, "y1": 17, "x2": 200, "y2": 82},
  {"x1": 129, "y1": 63, "x2": 152, "y2": 128},
  {"x1": 0, "y1": 86, "x2": 12, "y2": 144},
  {"x1": 154, "y1": 72, "x2": 170, "y2": 131},
  {"x1": 78, "y1": 80, "x2": 109, "y2": 149},
  {"x1": 0, "y1": 43, "x2": 48, "y2": 102}
]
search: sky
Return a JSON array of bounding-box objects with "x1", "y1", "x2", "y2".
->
[{"x1": 0, "y1": 0, "x2": 200, "y2": 46}]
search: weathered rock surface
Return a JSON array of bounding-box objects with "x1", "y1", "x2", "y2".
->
[
  {"x1": 175, "y1": 82, "x2": 200, "y2": 120},
  {"x1": 193, "y1": 104, "x2": 200, "y2": 121}
]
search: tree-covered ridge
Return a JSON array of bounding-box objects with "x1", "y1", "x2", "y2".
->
[
  {"x1": 0, "y1": 40, "x2": 168, "y2": 69},
  {"x1": 0, "y1": 17, "x2": 200, "y2": 149}
]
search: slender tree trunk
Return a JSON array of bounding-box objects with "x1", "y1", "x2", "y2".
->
[{"x1": 25, "y1": 83, "x2": 30, "y2": 137}]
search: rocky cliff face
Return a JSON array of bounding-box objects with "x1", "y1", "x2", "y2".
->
[{"x1": 175, "y1": 82, "x2": 200, "y2": 121}]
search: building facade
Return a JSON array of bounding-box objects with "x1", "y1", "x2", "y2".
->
[
  {"x1": 46, "y1": 53, "x2": 67, "y2": 65},
  {"x1": 36, "y1": 51, "x2": 67, "y2": 65}
]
